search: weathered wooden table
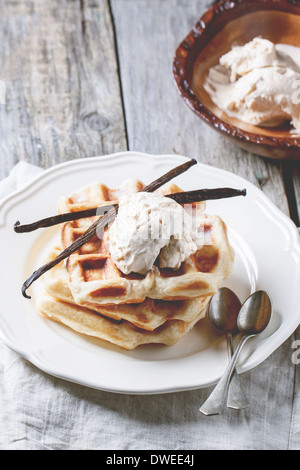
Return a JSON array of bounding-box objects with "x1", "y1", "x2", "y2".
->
[
  {"x1": 1, "y1": 0, "x2": 299, "y2": 226},
  {"x1": 1, "y1": 0, "x2": 300, "y2": 450}
]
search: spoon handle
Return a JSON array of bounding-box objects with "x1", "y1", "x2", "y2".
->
[
  {"x1": 226, "y1": 334, "x2": 249, "y2": 410},
  {"x1": 226, "y1": 371, "x2": 249, "y2": 410},
  {"x1": 199, "y1": 335, "x2": 249, "y2": 416}
]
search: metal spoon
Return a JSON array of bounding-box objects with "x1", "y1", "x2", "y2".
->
[
  {"x1": 200, "y1": 290, "x2": 272, "y2": 416},
  {"x1": 208, "y1": 287, "x2": 249, "y2": 410}
]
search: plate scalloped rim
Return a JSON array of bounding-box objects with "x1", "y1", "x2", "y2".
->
[{"x1": 0, "y1": 151, "x2": 299, "y2": 394}]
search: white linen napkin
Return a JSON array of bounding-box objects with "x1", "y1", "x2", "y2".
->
[
  {"x1": 0, "y1": 161, "x2": 44, "y2": 201},
  {"x1": 0, "y1": 162, "x2": 299, "y2": 450}
]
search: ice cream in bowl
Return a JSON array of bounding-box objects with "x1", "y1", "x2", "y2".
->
[{"x1": 173, "y1": 0, "x2": 300, "y2": 159}]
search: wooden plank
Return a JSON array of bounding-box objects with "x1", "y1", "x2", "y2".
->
[
  {"x1": 111, "y1": 0, "x2": 290, "y2": 216},
  {"x1": 282, "y1": 161, "x2": 300, "y2": 227},
  {"x1": 0, "y1": 0, "x2": 127, "y2": 181}
]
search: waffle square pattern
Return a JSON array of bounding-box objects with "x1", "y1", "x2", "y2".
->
[
  {"x1": 58, "y1": 180, "x2": 234, "y2": 306},
  {"x1": 37, "y1": 179, "x2": 234, "y2": 349}
]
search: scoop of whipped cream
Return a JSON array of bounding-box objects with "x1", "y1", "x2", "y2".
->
[
  {"x1": 108, "y1": 192, "x2": 199, "y2": 275},
  {"x1": 204, "y1": 37, "x2": 300, "y2": 133}
]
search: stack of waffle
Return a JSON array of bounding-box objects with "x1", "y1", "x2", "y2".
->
[{"x1": 37, "y1": 179, "x2": 234, "y2": 350}]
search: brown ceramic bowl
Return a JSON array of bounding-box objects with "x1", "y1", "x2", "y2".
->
[{"x1": 173, "y1": 0, "x2": 300, "y2": 159}]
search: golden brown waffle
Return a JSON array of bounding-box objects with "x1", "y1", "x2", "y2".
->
[
  {"x1": 58, "y1": 180, "x2": 233, "y2": 306},
  {"x1": 43, "y1": 246, "x2": 210, "y2": 331},
  {"x1": 36, "y1": 293, "x2": 209, "y2": 350}
]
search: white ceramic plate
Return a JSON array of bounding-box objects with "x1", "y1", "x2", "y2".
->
[{"x1": 0, "y1": 152, "x2": 299, "y2": 394}]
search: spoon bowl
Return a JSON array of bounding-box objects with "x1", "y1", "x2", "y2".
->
[
  {"x1": 238, "y1": 290, "x2": 272, "y2": 336},
  {"x1": 209, "y1": 287, "x2": 241, "y2": 334}
]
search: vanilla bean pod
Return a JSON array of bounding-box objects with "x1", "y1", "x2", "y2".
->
[
  {"x1": 21, "y1": 158, "x2": 197, "y2": 298},
  {"x1": 15, "y1": 187, "x2": 245, "y2": 233}
]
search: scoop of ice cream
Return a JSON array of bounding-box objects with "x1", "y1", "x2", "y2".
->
[
  {"x1": 220, "y1": 37, "x2": 278, "y2": 82},
  {"x1": 204, "y1": 37, "x2": 300, "y2": 133},
  {"x1": 108, "y1": 192, "x2": 198, "y2": 275},
  {"x1": 159, "y1": 233, "x2": 197, "y2": 269}
]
